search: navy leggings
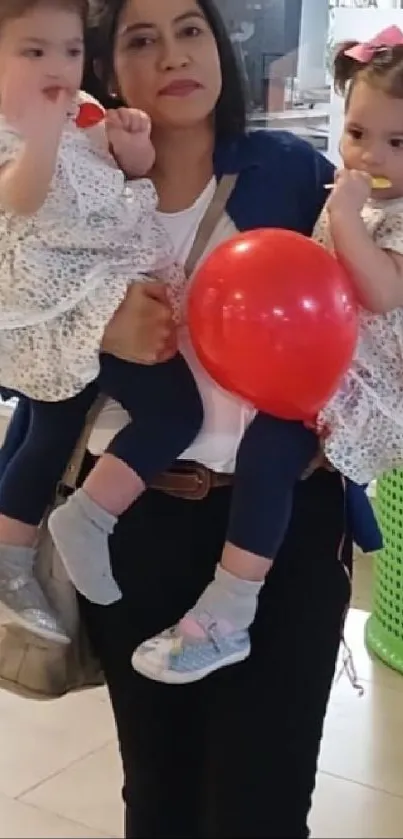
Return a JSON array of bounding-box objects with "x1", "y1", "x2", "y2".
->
[
  {"x1": 227, "y1": 413, "x2": 318, "y2": 559},
  {"x1": 0, "y1": 358, "x2": 318, "y2": 562},
  {"x1": 0, "y1": 352, "x2": 203, "y2": 526}
]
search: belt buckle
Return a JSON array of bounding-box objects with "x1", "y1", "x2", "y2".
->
[{"x1": 191, "y1": 464, "x2": 212, "y2": 500}]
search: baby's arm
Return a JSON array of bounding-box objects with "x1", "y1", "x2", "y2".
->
[
  {"x1": 328, "y1": 170, "x2": 403, "y2": 314},
  {"x1": 0, "y1": 133, "x2": 60, "y2": 216},
  {"x1": 105, "y1": 108, "x2": 155, "y2": 178}
]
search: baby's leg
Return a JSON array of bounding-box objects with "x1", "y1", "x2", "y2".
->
[
  {"x1": 0, "y1": 385, "x2": 97, "y2": 642},
  {"x1": 131, "y1": 414, "x2": 318, "y2": 683},
  {"x1": 184, "y1": 413, "x2": 319, "y2": 637},
  {"x1": 49, "y1": 352, "x2": 203, "y2": 605}
]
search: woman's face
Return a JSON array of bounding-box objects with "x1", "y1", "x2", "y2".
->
[{"x1": 113, "y1": 0, "x2": 222, "y2": 130}]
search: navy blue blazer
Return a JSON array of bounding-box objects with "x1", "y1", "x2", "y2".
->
[{"x1": 0, "y1": 129, "x2": 382, "y2": 552}]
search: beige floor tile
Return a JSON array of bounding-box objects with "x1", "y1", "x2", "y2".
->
[
  {"x1": 0, "y1": 686, "x2": 115, "y2": 798},
  {"x1": 311, "y1": 771, "x2": 403, "y2": 838},
  {"x1": 21, "y1": 742, "x2": 122, "y2": 838},
  {"x1": 0, "y1": 789, "x2": 111, "y2": 838},
  {"x1": 320, "y1": 659, "x2": 403, "y2": 797}
]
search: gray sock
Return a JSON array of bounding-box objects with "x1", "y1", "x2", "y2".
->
[
  {"x1": 188, "y1": 564, "x2": 264, "y2": 632},
  {"x1": 48, "y1": 489, "x2": 122, "y2": 606}
]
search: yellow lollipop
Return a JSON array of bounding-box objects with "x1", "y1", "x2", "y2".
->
[
  {"x1": 371, "y1": 177, "x2": 392, "y2": 189},
  {"x1": 325, "y1": 176, "x2": 391, "y2": 190}
]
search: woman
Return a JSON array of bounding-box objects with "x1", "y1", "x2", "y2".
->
[{"x1": 0, "y1": 0, "x2": 381, "y2": 835}]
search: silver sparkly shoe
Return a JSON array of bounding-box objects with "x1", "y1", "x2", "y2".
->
[{"x1": 0, "y1": 564, "x2": 70, "y2": 645}]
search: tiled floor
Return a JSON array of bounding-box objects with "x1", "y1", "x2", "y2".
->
[{"x1": 1, "y1": 552, "x2": 403, "y2": 838}]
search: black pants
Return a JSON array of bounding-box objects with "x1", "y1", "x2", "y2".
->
[
  {"x1": 80, "y1": 466, "x2": 351, "y2": 839},
  {"x1": 0, "y1": 352, "x2": 202, "y2": 525}
]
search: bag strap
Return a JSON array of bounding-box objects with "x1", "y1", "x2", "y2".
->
[
  {"x1": 61, "y1": 395, "x2": 106, "y2": 491},
  {"x1": 184, "y1": 173, "x2": 238, "y2": 277},
  {"x1": 58, "y1": 176, "x2": 238, "y2": 491}
]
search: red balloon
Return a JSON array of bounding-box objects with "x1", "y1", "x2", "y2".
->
[{"x1": 188, "y1": 229, "x2": 358, "y2": 421}]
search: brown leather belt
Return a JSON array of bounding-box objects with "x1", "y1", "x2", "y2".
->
[{"x1": 149, "y1": 461, "x2": 233, "y2": 501}]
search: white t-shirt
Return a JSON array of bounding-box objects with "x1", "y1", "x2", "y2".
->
[{"x1": 88, "y1": 177, "x2": 255, "y2": 472}]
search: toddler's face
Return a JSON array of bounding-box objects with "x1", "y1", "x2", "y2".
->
[
  {"x1": 340, "y1": 79, "x2": 403, "y2": 199},
  {"x1": 0, "y1": 5, "x2": 84, "y2": 103}
]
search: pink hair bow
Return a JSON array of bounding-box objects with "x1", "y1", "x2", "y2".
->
[{"x1": 344, "y1": 25, "x2": 403, "y2": 63}]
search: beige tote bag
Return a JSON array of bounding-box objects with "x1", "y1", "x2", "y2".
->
[{"x1": 0, "y1": 399, "x2": 105, "y2": 699}]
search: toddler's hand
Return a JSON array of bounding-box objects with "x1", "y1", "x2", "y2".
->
[
  {"x1": 107, "y1": 107, "x2": 151, "y2": 136},
  {"x1": 105, "y1": 107, "x2": 155, "y2": 177},
  {"x1": 327, "y1": 169, "x2": 372, "y2": 217},
  {"x1": 1, "y1": 60, "x2": 72, "y2": 148}
]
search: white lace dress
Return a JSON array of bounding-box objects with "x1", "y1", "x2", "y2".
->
[
  {"x1": 0, "y1": 94, "x2": 184, "y2": 402},
  {"x1": 315, "y1": 197, "x2": 403, "y2": 484}
]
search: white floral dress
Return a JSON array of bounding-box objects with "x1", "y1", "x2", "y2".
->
[
  {"x1": 315, "y1": 196, "x2": 403, "y2": 484},
  {"x1": 0, "y1": 93, "x2": 185, "y2": 402}
]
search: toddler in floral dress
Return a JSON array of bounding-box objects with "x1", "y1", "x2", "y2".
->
[{"x1": 0, "y1": 0, "x2": 202, "y2": 642}]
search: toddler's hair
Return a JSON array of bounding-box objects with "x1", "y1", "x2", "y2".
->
[
  {"x1": 0, "y1": 0, "x2": 88, "y2": 32},
  {"x1": 334, "y1": 41, "x2": 403, "y2": 107}
]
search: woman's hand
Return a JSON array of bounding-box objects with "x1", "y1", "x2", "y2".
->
[
  {"x1": 102, "y1": 282, "x2": 177, "y2": 364},
  {"x1": 301, "y1": 449, "x2": 335, "y2": 480}
]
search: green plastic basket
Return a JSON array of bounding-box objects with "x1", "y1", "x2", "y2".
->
[{"x1": 365, "y1": 471, "x2": 403, "y2": 673}]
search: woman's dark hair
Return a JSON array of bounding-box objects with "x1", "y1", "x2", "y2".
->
[
  {"x1": 87, "y1": 0, "x2": 246, "y2": 137},
  {"x1": 334, "y1": 40, "x2": 403, "y2": 107}
]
